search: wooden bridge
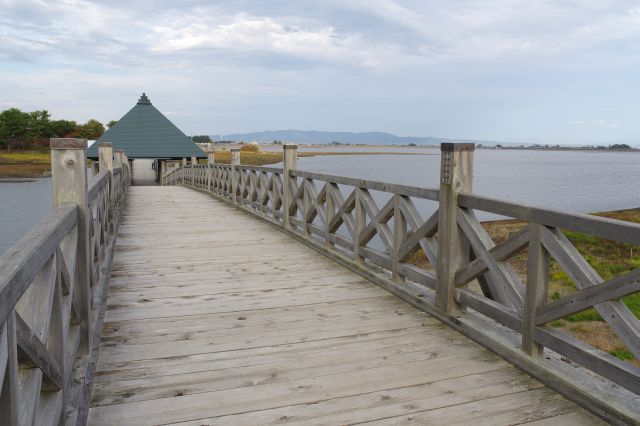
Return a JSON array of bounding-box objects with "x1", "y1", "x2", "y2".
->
[{"x1": 0, "y1": 140, "x2": 638, "y2": 425}]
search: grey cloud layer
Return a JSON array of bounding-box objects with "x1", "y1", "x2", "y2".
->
[{"x1": 1, "y1": 0, "x2": 639, "y2": 142}]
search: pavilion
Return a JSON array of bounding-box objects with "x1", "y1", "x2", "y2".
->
[{"x1": 87, "y1": 93, "x2": 205, "y2": 184}]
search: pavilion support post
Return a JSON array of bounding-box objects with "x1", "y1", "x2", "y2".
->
[
  {"x1": 98, "y1": 143, "x2": 114, "y2": 234},
  {"x1": 182, "y1": 158, "x2": 187, "y2": 185},
  {"x1": 207, "y1": 148, "x2": 215, "y2": 192},
  {"x1": 231, "y1": 148, "x2": 240, "y2": 203},
  {"x1": 436, "y1": 143, "x2": 474, "y2": 315},
  {"x1": 51, "y1": 138, "x2": 91, "y2": 354},
  {"x1": 283, "y1": 145, "x2": 298, "y2": 229}
]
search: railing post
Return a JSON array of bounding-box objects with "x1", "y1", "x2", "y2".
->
[
  {"x1": 283, "y1": 145, "x2": 298, "y2": 228},
  {"x1": 231, "y1": 148, "x2": 241, "y2": 203},
  {"x1": 50, "y1": 138, "x2": 91, "y2": 353},
  {"x1": 98, "y1": 143, "x2": 114, "y2": 234},
  {"x1": 523, "y1": 223, "x2": 550, "y2": 356},
  {"x1": 182, "y1": 158, "x2": 187, "y2": 185},
  {"x1": 207, "y1": 148, "x2": 215, "y2": 192},
  {"x1": 436, "y1": 143, "x2": 474, "y2": 314}
]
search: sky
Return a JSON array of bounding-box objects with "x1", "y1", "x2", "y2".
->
[{"x1": 1, "y1": 0, "x2": 639, "y2": 144}]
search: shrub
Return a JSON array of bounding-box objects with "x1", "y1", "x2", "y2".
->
[{"x1": 240, "y1": 144, "x2": 260, "y2": 152}]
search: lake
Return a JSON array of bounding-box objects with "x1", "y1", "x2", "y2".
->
[{"x1": 1, "y1": 149, "x2": 639, "y2": 254}]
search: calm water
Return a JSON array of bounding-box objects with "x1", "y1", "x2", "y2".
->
[
  {"x1": 0, "y1": 178, "x2": 54, "y2": 255},
  {"x1": 1, "y1": 149, "x2": 638, "y2": 254}
]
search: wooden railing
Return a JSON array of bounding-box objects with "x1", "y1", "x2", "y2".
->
[
  {"x1": 0, "y1": 140, "x2": 130, "y2": 425},
  {"x1": 165, "y1": 144, "x2": 640, "y2": 424}
]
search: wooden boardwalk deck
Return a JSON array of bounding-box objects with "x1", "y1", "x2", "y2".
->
[{"x1": 87, "y1": 186, "x2": 602, "y2": 425}]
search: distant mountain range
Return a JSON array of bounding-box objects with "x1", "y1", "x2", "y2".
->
[
  {"x1": 217, "y1": 130, "x2": 503, "y2": 146},
  {"x1": 214, "y1": 130, "x2": 640, "y2": 148}
]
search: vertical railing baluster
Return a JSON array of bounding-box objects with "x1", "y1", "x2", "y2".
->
[
  {"x1": 283, "y1": 145, "x2": 298, "y2": 229},
  {"x1": 98, "y1": 143, "x2": 114, "y2": 235},
  {"x1": 231, "y1": 148, "x2": 240, "y2": 203},
  {"x1": 207, "y1": 148, "x2": 215, "y2": 192},
  {"x1": 523, "y1": 223, "x2": 550, "y2": 356},
  {"x1": 354, "y1": 188, "x2": 366, "y2": 263},
  {"x1": 325, "y1": 183, "x2": 335, "y2": 248},
  {"x1": 392, "y1": 194, "x2": 407, "y2": 283},
  {"x1": 303, "y1": 179, "x2": 312, "y2": 237}
]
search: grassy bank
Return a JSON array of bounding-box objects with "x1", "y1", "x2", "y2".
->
[
  {"x1": 0, "y1": 149, "x2": 428, "y2": 177},
  {"x1": 408, "y1": 208, "x2": 640, "y2": 365},
  {"x1": 0, "y1": 150, "x2": 52, "y2": 177},
  {"x1": 203, "y1": 150, "x2": 430, "y2": 166}
]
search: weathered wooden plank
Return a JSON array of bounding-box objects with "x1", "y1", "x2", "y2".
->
[
  {"x1": 536, "y1": 268, "x2": 640, "y2": 325},
  {"x1": 458, "y1": 193, "x2": 640, "y2": 246},
  {"x1": 162, "y1": 368, "x2": 547, "y2": 426},
  {"x1": 14, "y1": 313, "x2": 62, "y2": 391}
]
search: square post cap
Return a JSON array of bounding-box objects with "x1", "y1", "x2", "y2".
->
[
  {"x1": 99, "y1": 142, "x2": 113, "y2": 147},
  {"x1": 283, "y1": 144, "x2": 298, "y2": 149},
  {"x1": 231, "y1": 148, "x2": 241, "y2": 152},
  {"x1": 51, "y1": 138, "x2": 87, "y2": 149},
  {"x1": 441, "y1": 143, "x2": 475, "y2": 152}
]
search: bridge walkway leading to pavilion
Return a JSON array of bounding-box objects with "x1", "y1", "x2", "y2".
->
[{"x1": 87, "y1": 186, "x2": 602, "y2": 425}]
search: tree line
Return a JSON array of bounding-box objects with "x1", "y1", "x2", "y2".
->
[{"x1": 0, "y1": 107, "x2": 117, "y2": 151}]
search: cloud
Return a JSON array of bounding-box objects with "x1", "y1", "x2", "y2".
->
[
  {"x1": 1, "y1": 0, "x2": 640, "y2": 141},
  {"x1": 148, "y1": 13, "x2": 381, "y2": 68},
  {"x1": 570, "y1": 119, "x2": 622, "y2": 129}
]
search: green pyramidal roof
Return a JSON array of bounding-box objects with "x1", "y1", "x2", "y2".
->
[{"x1": 87, "y1": 93, "x2": 205, "y2": 159}]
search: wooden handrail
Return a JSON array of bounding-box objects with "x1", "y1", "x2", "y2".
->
[{"x1": 0, "y1": 139, "x2": 130, "y2": 425}]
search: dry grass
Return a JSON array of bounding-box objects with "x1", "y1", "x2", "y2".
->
[
  {"x1": 0, "y1": 150, "x2": 51, "y2": 177},
  {"x1": 202, "y1": 150, "x2": 433, "y2": 166},
  {"x1": 406, "y1": 208, "x2": 640, "y2": 364}
]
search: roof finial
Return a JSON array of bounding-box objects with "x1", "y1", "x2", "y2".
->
[{"x1": 138, "y1": 92, "x2": 151, "y2": 105}]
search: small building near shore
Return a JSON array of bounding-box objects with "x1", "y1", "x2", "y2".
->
[{"x1": 86, "y1": 93, "x2": 205, "y2": 185}]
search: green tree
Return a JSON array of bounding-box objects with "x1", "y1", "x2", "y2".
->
[
  {"x1": 107, "y1": 120, "x2": 118, "y2": 128},
  {"x1": 50, "y1": 120, "x2": 78, "y2": 137},
  {"x1": 76, "y1": 119, "x2": 105, "y2": 139},
  {"x1": 610, "y1": 144, "x2": 631, "y2": 150},
  {"x1": 27, "y1": 110, "x2": 52, "y2": 141},
  {"x1": 0, "y1": 108, "x2": 29, "y2": 152},
  {"x1": 192, "y1": 135, "x2": 212, "y2": 143}
]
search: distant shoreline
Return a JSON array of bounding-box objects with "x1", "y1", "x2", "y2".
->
[{"x1": 1, "y1": 145, "x2": 636, "y2": 179}]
